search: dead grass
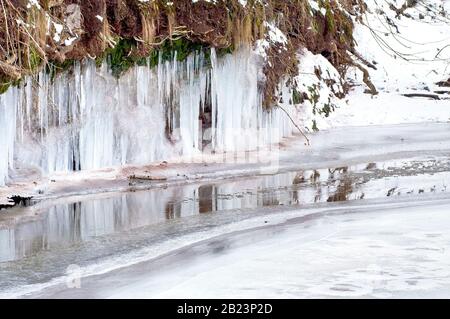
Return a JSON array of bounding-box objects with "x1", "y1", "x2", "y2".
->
[{"x1": 0, "y1": 0, "x2": 370, "y2": 104}]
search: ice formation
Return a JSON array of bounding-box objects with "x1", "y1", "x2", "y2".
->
[{"x1": 0, "y1": 48, "x2": 299, "y2": 186}]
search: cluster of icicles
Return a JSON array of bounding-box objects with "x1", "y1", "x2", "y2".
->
[
  {"x1": 0, "y1": 169, "x2": 334, "y2": 263},
  {"x1": 0, "y1": 48, "x2": 299, "y2": 186}
]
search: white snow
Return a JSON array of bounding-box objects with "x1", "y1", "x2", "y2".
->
[
  {"x1": 52, "y1": 22, "x2": 63, "y2": 42},
  {"x1": 263, "y1": 21, "x2": 288, "y2": 45},
  {"x1": 324, "y1": 0, "x2": 450, "y2": 129},
  {"x1": 238, "y1": 0, "x2": 247, "y2": 7},
  {"x1": 294, "y1": 0, "x2": 450, "y2": 130},
  {"x1": 293, "y1": 48, "x2": 346, "y2": 130},
  {"x1": 192, "y1": 0, "x2": 218, "y2": 4},
  {"x1": 63, "y1": 36, "x2": 77, "y2": 46},
  {"x1": 26, "y1": 0, "x2": 41, "y2": 9},
  {"x1": 325, "y1": 89, "x2": 450, "y2": 127},
  {"x1": 1, "y1": 0, "x2": 450, "y2": 300}
]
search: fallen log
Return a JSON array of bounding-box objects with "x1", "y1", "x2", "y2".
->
[
  {"x1": 434, "y1": 90, "x2": 450, "y2": 95},
  {"x1": 402, "y1": 93, "x2": 441, "y2": 100},
  {"x1": 128, "y1": 174, "x2": 168, "y2": 181},
  {"x1": 436, "y1": 78, "x2": 450, "y2": 87}
]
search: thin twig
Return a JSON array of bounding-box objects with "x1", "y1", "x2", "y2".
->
[{"x1": 277, "y1": 104, "x2": 310, "y2": 145}]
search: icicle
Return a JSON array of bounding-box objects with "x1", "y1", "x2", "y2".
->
[
  {"x1": 0, "y1": 88, "x2": 17, "y2": 186},
  {"x1": 0, "y1": 47, "x2": 299, "y2": 185}
]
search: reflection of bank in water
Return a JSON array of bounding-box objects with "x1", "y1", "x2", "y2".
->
[{"x1": 2, "y1": 157, "x2": 450, "y2": 264}]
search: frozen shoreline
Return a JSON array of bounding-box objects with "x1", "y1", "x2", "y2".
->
[
  {"x1": 1, "y1": 121, "x2": 450, "y2": 207},
  {"x1": 1, "y1": 121, "x2": 450, "y2": 298}
]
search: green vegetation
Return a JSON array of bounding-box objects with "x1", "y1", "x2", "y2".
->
[
  {"x1": 0, "y1": 81, "x2": 11, "y2": 95},
  {"x1": 47, "y1": 59, "x2": 75, "y2": 81},
  {"x1": 324, "y1": 1, "x2": 336, "y2": 33},
  {"x1": 27, "y1": 46, "x2": 43, "y2": 72},
  {"x1": 320, "y1": 100, "x2": 335, "y2": 117},
  {"x1": 0, "y1": 77, "x2": 21, "y2": 95},
  {"x1": 103, "y1": 39, "x2": 148, "y2": 78},
  {"x1": 312, "y1": 119, "x2": 319, "y2": 132},
  {"x1": 308, "y1": 85, "x2": 320, "y2": 112},
  {"x1": 292, "y1": 87, "x2": 303, "y2": 104},
  {"x1": 98, "y1": 37, "x2": 233, "y2": 78},
  {"x1": 306, "y1": 84, "x2": 336, "y2": 120}
]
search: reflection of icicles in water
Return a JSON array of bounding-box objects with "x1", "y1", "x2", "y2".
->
[
  {"x1": 0, "y1": 167, "x2": 347, "y2": 263},
  {"x1": 0, "y1": 185, "x2": 201, "y2": 263},
  {"x1": 3, "y1": 160, "x2": 450, "y2": 263},
  {"x1": 0, "y1": 48, "x2": 298, "y2": 184}
]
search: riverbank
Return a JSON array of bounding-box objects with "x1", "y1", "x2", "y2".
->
[{"x1": 1, "y1": 121, "x2": 449, "y2": 208}]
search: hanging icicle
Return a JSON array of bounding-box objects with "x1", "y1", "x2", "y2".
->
[{"x1": 0, "y1": 48, "x2": 299, "y2": 185}]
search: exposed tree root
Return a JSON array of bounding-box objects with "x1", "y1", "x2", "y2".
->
[
  {"x1": 352, "y1": 62, "x2": 378, "y2": 95},
  {"x1": 402, "y1": 93, "x2": 441, "y2": 100},
  {"x1": 349, "y1": 48, "x2": 377, "y2": 70}
]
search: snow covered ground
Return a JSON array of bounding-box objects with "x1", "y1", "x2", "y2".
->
[{"x1": 300, "y1": 0, "x2": 450, "y2": 129}]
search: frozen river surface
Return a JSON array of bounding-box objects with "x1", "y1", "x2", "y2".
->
[
  {"x1": 1, "y1": 123, "x2": 450, "y2": 298},
  {"x1": 48, "y1": 198, "x2": 450, "y2": 299}
]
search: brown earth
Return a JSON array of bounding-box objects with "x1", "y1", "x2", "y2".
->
[{"x1": 0, "y1": 0, "x2": 370, "y2": 104}]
